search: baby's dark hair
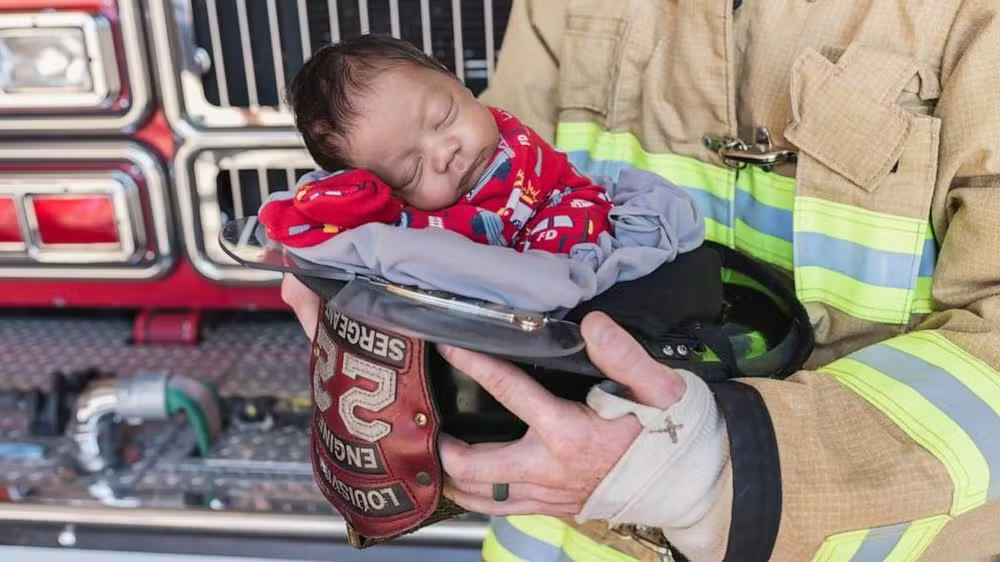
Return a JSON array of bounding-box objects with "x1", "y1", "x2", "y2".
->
[{"x1": 287, "y1": 34, "x2": 455, "y2": 171}]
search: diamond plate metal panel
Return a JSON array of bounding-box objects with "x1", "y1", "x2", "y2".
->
[{"x1": 0, "y1": 314, "x2": 349, "y2": 516}]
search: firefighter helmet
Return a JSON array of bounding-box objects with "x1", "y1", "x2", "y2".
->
[{"x1": 294, "y1": 240, "x2": 813, "y2": 548}]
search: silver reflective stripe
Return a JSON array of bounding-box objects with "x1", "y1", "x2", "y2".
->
[
  {"x1": 850, "y1": 344, "x2": 1000, "y2": 500},
  {"x1": 848, "y1": 522, "x2": 909, "y2": 561},
  {"x1": 491, "y1": 517, "x2": 574, "y2": 562}
]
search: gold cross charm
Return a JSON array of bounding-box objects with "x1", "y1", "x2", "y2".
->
[{"x1": 652, "y1": 416, "x2": 684, "y2": 444}]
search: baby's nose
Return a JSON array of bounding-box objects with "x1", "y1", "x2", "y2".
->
[{"x1": 431, "y1": 138, "x2": 461, "y2": 173}]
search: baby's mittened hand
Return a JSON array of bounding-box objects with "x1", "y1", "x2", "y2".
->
[
  {"x1": 258, "y1": 169, "x2": 405, "y2": 248},
  {"x1": 259, "y1": 191, "x2": 340, "y2": 247},
  {"x1": 293, "y1": 169, "x2": 404, "y2": 229}
]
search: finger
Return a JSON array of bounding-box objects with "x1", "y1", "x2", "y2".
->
[
  {"x1": 280, "y1": 274, "x2": 320, "y2": 340},
  {"x1": 438, "y1": 434, "x2": 548, "y2": 485},
  {"x1": 443, "y1": 484, "x2": 580, "y2": 518},
  {"x1": 438, "y1": 433, "x2": 509, "y2": 453},
  {"x1": 444, "y1": 479, "x2": 586, "y2": 504},
  {"x1": 581, "y1": 311, "x2": 686, "y2": 408},
  {"x1": 436, "y1": 344, "x2": 573, "y2": 431}
]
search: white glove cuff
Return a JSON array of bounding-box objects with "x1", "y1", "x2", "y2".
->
[{"x1": 576, "y1": 369, "x2": 729, "y2": 530}]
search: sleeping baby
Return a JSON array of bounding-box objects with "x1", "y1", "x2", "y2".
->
[{"x1": 259, "y1": 34, "x2": 615, "y2": 254}]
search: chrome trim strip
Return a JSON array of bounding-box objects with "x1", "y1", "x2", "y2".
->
[
  {"x1": 174, "y1": 133, "x2": 313, "y2": 283},
  {"x1": 484, "y1": 0, "x2": 495, "y2": 78},
  {"x1": 297, "y1": 0, "x2": 312, "y2": 64},
  {"x1": 0, "y1": 1, "x2": 152, "y2": 133},
  {"x1": 389, "y1": 0, "x2": 401, "y2": 38},
  {"x1": 233, "y1": 0, "x2": 258, "y2": 109},
  {"x1": 203, "y1": 0, "x2": 229, "y2": 107},
  {"x1": 451, "y1": 0, "x2": 464, "y2": 82},
  {"x1": 420, "y1": 0, "x2": 433, "y2": 54},
  {"x1": 328, "y1": 0, "x2": 341, "y2": 43},
  {"x1": 0, "y1": 504, "x2": 488, "y2": 544},
  {"x1": 0, "y1": 141, "x2": 174, "y2": 280}
]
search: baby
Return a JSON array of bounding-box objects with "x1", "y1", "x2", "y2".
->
[{"x1": 259, "y1": 34, "x2": 614, "y2": 255}]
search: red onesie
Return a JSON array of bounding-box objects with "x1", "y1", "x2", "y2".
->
[{"x1": 260, "y1": 106, "x2": 614, "y2": 254}]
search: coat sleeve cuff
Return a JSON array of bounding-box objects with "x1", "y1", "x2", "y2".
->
[{"x1": 708, "y1": 380, "x2": 782, "y2": 562}]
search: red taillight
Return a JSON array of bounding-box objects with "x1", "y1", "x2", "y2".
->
[
  {"x1": 0, "y1": 141, "x2": 174, "y2": 279},
  {"x1": 0, "y1": 196, "x2": 21, "y2": 244},
  {"x1": 30, "y1": 195, "x2": 119, "y2": 245}
]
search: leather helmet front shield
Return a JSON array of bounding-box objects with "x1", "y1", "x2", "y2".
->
[{"x1": 309, "y1": 298, "x2": 465, "y2": 548}]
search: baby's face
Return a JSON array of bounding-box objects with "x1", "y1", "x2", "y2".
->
[{"x1": 344, "y1": 64, "x2": 499, "y2": 211}]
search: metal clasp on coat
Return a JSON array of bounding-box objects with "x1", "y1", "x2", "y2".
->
[
  {"x1": 611, "y1": 524, "x2": 676, "y2": 562},
  {"x1": 704, "y1": 127, "x2": 798, "y2": 172}
]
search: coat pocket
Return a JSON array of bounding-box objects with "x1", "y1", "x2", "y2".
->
[
  {"x1": 784, "y1": 43, "x2": 941, "y2": 325},
  {"x1": 556, "y1": 15, "x2": 625, "y2": 117}
]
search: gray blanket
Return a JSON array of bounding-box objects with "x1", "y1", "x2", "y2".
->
[{"x1": 274, "y1": 167, "x2": 705, "y2": 313}]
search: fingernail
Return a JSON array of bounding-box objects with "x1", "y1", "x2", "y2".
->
[
  {"x1": 437, "y1": 344, "x2": 455, "y2": 359},
  {"x1": 584, "y1": 313, "x2": 617, "y2": 346}
]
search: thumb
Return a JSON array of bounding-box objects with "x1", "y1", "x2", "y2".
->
[
  {"x1": 581, "y1": 311, "x2": 686, "y2": 409},
  {"x1": 280, "y1": 275, "x2": 320, "y2": 341}
]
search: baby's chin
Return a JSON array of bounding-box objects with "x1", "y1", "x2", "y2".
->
[{"x1": 401, "y1": 193, "x2": 463, "y2": 212}]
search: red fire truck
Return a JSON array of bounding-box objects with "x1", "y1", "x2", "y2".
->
[{"x1": 0, "y1": 1, "x2": 510, "y2": 559}]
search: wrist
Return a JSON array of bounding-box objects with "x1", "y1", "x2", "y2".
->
[{"x1": 577, "y1": 369, "x2": 730, "y2": 543}]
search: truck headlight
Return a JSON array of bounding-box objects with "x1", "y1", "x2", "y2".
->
[{"x1": 0, "y1": 12, "x2": 120, "y2": 110}]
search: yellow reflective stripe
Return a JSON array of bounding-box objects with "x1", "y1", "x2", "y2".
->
[
  {"x1": 821, "y1": 329, "x2": 1000, "y2": 514},
  {"x1": 555, "y1": 122, "x2": 734, "y2": 202},
  {"x1": 482, "y1": 526, "x2": 526, "y2": 562},
  {"x1": 704, "y1": 217, "x2": 733, "y2": 248},
  {"x1": 733, "y1": 165, "x2": 795, "y2": 269},
  {"x1": 885, "y1": 331, "x2": 1000, "y2": 424},
  {"x1": 881, "y1": 515, "x2": 950, "y2": 562},
  {"x1": 557, "y1": 121, "x2": 938, "y2": 321},
  {"x1": 506, "y1": 515, "x2": 568, "y2": 547},
  {"x1": 556, "y1": 122, "x2": 737, "y2": 251},
  {"x1": 794, "y1": 196, "x2": 927, "y2": 323},
  {"x1": 557, "y1": 123, "x2": 793, "y2": 267},
  {"x1": 823, "y1": 357, "x2": 988, "y2": 514},
  {"x1": 738, "y1": 165, "x2": 795, "y2": 211},
  {"x1": 811, "y1": 515, "x2": 950, "y2": 562},
  {"x1": 912, "y1": 276, "x2": 934, "y2": 314},
  {"x1": 734, "y1": 218, "x2": 793, "y2": 270},
  {"x1": 795, "y1": 266, "x2": 913, "y2": 325},
  {"x1": 913, "y1": 228, "x2": 937, "y2": 313},
  {"x1": 796, "y1": 197, "x2": 925, "y2": 254},
  {"x1": 493, "y1": 516, "x2": 640, "y2": 562}
]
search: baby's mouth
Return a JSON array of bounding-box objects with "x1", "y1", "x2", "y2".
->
[{"x1": 459, "y1": 150, "x2": 490, "y2": 195}]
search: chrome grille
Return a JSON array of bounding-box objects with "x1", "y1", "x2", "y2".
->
[
  {"x1": 175, "y1": 141, "x2": 319, "y2": 282},
  {"x1": 153, "y1": 0, "x2": 513, "y2": 130},
  {"x1": 153, "y1": 0, "x2": 517, "y2": 282},
  {"x1": 216, "y1": 165, "x2": 318, "y2": 225}
]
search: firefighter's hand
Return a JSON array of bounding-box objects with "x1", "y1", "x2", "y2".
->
[
  {"x1": 436, "y1": 311, "x2": 687, "y2": 517},
  {"x1": 281, "y1": 274, "x2": 320, "y2": 340}
]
